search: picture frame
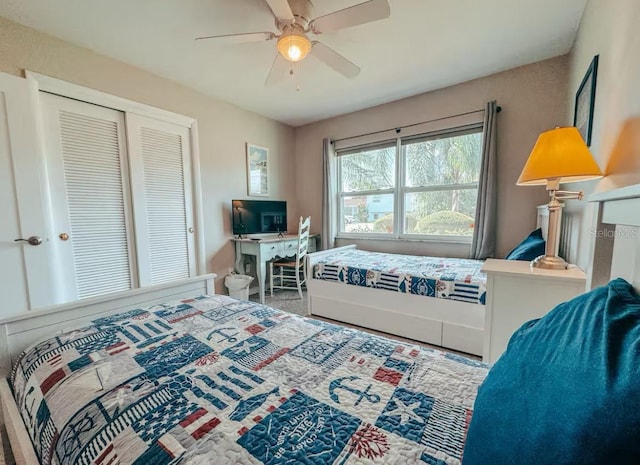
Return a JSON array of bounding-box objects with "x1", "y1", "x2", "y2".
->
[
  {"x1": 573, "y1": 55, "x2": 599, "y2": 147},
  {"x1": 246, "y1": 143, "x2": 269, "y2": 197}
]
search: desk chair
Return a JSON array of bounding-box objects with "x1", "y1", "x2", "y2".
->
[{"x1": 269, "y1": 216, "x2": 310, "y2": 299}]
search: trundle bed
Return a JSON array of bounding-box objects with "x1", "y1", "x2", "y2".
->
[
  {"x1": 306, "y1": 205, "x2": 565, "y2": 356},
  {"x1": 308, "y1": 246, "x2": 486, "y2": 355}
]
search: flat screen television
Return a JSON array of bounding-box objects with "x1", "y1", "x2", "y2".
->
[{"x1": 232, "y1": 200, "x2": 287, "y2": 236}]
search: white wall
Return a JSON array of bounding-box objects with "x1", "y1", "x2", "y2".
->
[
  {"x1": 564, "y1": 0, "x2": 640, "y2": 275},
  {"x1": 0, "y1": 17, "x2": 296, "y2": 294},
  {"x1": 294, "y1": 56, "x2": 569, "y2": 258}
]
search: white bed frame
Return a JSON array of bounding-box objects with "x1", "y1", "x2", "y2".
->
[
  {"x1": 0, "y1": 274, "x2": 215, "y2": 465},
  {"x1": 307, "y1": 245, "x2": 486, "y2": 355},
  {"x1": 306, "y1": 206, "x2": 570, "y2": 356}
]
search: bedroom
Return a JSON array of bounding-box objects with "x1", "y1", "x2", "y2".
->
[{"x1": 1, "y1": 0, "x2": 640, "y2": 464}]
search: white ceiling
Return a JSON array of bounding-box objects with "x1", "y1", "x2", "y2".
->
[{"x1": 0, "y1": 0, "x2": 587, "y2": 126}]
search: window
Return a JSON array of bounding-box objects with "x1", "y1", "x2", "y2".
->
[
  {"x1": 338, "y1": 142, "x2": 396, "y2": 234},
  {"x1": 337, "y1": 125, "x2": 483, "y2": 241}
]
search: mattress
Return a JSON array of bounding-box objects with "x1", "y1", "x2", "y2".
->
[
  {"x1": 313, "y1": 249, "x2": 487, "y2": 305},
  {"x1": 11, "y1": 295, "x2": 488, "y2": 465}
]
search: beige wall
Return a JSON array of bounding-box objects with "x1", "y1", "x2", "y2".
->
[
  {"x1": 564, "y1": 0, "x2": 640, "y2": 276},
  {"x1": 0, "y1": 17, "x2": 296, "y2": 293},
  {"x1": 294, "y1": 56, "x2": 569, "y2": 258},
  {"x1": 0, "y1": 13, "x2": 582, "y2": 290}
]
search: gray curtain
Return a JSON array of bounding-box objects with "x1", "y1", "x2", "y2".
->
[
  {"x1": 321, "y1": 138, "x2": 337, "y2": 250},
  {"x1": 471, "y1": 101, "x2": 498, "y2": 259}
]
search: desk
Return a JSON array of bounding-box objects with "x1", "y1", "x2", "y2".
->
[{"x1": 232, "y1": 234, "x2": 318, "y2": 303}]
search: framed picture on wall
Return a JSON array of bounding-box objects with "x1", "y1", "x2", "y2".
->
[
  {"x1": 246, "y1": 143, "x2": 269, "y2": 196},
  {"x1": 573, "y1": 55, "x2": 599, "y2": 147}
]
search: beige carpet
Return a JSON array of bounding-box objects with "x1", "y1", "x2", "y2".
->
[{"x1": 250, "y1": 290, "x2": 308, "y2": 316}]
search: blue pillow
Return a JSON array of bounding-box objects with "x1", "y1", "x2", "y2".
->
[
  {"x1": 505, "y1": 228, "x2": 545, "y2": 260},
  {"x1": 463, "y1": 278, "x2": 640, "y2": 465}
]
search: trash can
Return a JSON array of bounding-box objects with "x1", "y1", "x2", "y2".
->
[{"x1": 224, "y1": 273, "x2": 254, "y2": 300}]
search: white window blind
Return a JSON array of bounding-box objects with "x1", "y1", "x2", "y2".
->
[{"x1": 42, "y1": 93, "x2": 133, "y2": 301}]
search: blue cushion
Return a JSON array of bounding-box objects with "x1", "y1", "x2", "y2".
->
[
  {"x1": 463, "y1": 278, "x2": 640, "y2": 465},
  {"x1": 505, "y1": 228, "x2": 545, "y2": 260}
]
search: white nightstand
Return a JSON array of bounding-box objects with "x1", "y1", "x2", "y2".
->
[{"x1": 482, "y1": 259, "x2": 587, "y2": 364}]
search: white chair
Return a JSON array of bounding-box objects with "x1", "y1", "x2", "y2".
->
[{"x1": 269, "y1": 216, "x2": 310, "y2": 299}]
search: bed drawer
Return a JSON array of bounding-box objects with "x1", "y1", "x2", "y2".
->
[
  {"x1": 442, "y1": 322, "x2": 483, "y2": 356},
  {"x1": 310, "y1": 295, "x2": 443, "y2": 347}
]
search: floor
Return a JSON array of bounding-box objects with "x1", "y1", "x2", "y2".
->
[
  {"x1": 250, "y1": 290, "x2": 480, "y2": 360},
  {"x1": 250, "y1": 289, "x2": 309, "y2": 316}
]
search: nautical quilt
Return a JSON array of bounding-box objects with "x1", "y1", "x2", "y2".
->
[
  {"x1": 314, "y1": 249, "x2": 487, "y2": 305},
  {"x1": 11, "y1": 295, "x2": 488, "y2": 465}
]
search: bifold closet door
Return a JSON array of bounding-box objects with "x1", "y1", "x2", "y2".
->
[
  {"x1": 41, "y1": 92, "x2": 135, "y2": 302},
  {"x1": 126, "y1": 114, "x2": 196, "y2": 286}
]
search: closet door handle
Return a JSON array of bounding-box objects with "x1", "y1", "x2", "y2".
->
[{"x1": 14, "y1": 236, "x2": 43, "y2": 246}]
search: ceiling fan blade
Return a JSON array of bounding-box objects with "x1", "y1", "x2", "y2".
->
[
  {"x1": 310, "y1": 0, "x2": 390, "y2": 33},
  {"x1": 195, "y1": 32, "x2": 275, "y2": 44},
  {"x1": 310, "y1": 42, "x2": 360, "y2": 78},
  {"x1": 265, "y1": 0, "x2": 295, "y2": 22},
  {"x1": 265, "y1": 53, "x2": 290, "y2": 87}
]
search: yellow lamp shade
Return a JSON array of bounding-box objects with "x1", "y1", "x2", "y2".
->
[
  {"x1": 277, "y1": 32, "x2": 312, "y2": 62},
  {"x1": 517, "y1": 127, "x2": 603, "y2": 186}
]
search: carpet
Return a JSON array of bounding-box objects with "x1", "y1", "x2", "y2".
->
[{"x1": 249, "y1": 290, "x2": 308, "y2": 316}]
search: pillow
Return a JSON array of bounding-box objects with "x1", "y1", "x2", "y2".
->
[
  {"x1": 463, "y1": 278, "x2": 640, "y2": 465},
  {"x1": 505, "y1": 228, "x2": 545, "y2": 261}
]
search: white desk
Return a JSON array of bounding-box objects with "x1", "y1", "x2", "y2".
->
[{"x1": 232, "y1": 234, "x2": 318, "y2": 303}]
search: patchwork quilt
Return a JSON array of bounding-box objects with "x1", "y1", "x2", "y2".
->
[
  {"x1": 11, "y1": 295, "x2": 488, "y2": 465},
  {"x1": 313, "y1": 249, "x2": 487, "y2": 305}
]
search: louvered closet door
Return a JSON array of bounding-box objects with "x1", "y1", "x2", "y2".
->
[
  {"x1": 41, "y1": 93, "x2": 134, "y2": 302},
  {"x1": 126, "y1": 114, "x2": 196, "y2": 286}
]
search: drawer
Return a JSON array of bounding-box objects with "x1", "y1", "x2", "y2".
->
[
  {"x1": 262, "y1": 242, "x2": 284, "y2": 260},
  {"x1": 281, "y1": 240, "x2": 298, "y2": 257}
]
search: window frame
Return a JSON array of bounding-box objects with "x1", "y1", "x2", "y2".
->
[
  {"x1": 336, "y1": 123, "x2": 483, "y2": 242},
  {"x1": 337, "y1": 139, "x2": 398, "y2": 238}
]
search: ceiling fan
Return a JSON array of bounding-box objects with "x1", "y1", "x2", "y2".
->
[{"x1": 196, "y1": 0, "x2": 391, "y2": 86}]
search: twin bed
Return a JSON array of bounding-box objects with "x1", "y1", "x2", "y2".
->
[
  {"x1": 306, "y1": 205, "x2": 562, "y2": 357},
  {"x1": 0, "y1": 188, "x2": 634, "y2": 465},
  {"x1": 308, "y1": 246, "x2": 487, "y2": 356}
]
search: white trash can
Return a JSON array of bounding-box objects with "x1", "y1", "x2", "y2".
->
[{"x1": 225, "y1": 273, "x2": 254, "y2": 300}]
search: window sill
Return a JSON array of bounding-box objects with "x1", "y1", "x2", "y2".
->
[{"x1": 335, "y1": 234, "x2": 472, "y2": 244}]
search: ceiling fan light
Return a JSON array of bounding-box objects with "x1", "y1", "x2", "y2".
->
[{"x1": 277, "y1": 32, "x2": 311, "y2": 62}]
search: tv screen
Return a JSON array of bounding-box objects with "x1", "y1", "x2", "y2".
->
[{"x1": 232, "y1": 200, "x2": 287, "y2": 235}]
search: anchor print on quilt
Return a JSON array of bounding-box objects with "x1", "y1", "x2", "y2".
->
[{"x1": 10, "y1": 294, "x2": 487, "y2": 465}]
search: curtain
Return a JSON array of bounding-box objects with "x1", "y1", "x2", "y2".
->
[
  {"x1": 321, "y1": 138, "x2": 337, "y2": 250},
  {"x1": 471, "y1": 101, "x2": 498, "y2": 259}
]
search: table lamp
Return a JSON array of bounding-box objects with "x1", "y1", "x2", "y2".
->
[{"x1": 517, "y1": 127, "x2": 602, "y2": 270}]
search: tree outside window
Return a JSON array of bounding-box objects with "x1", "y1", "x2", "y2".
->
[{"x1": 337, "y1": 126, "x2": 482, "y2": 240}]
